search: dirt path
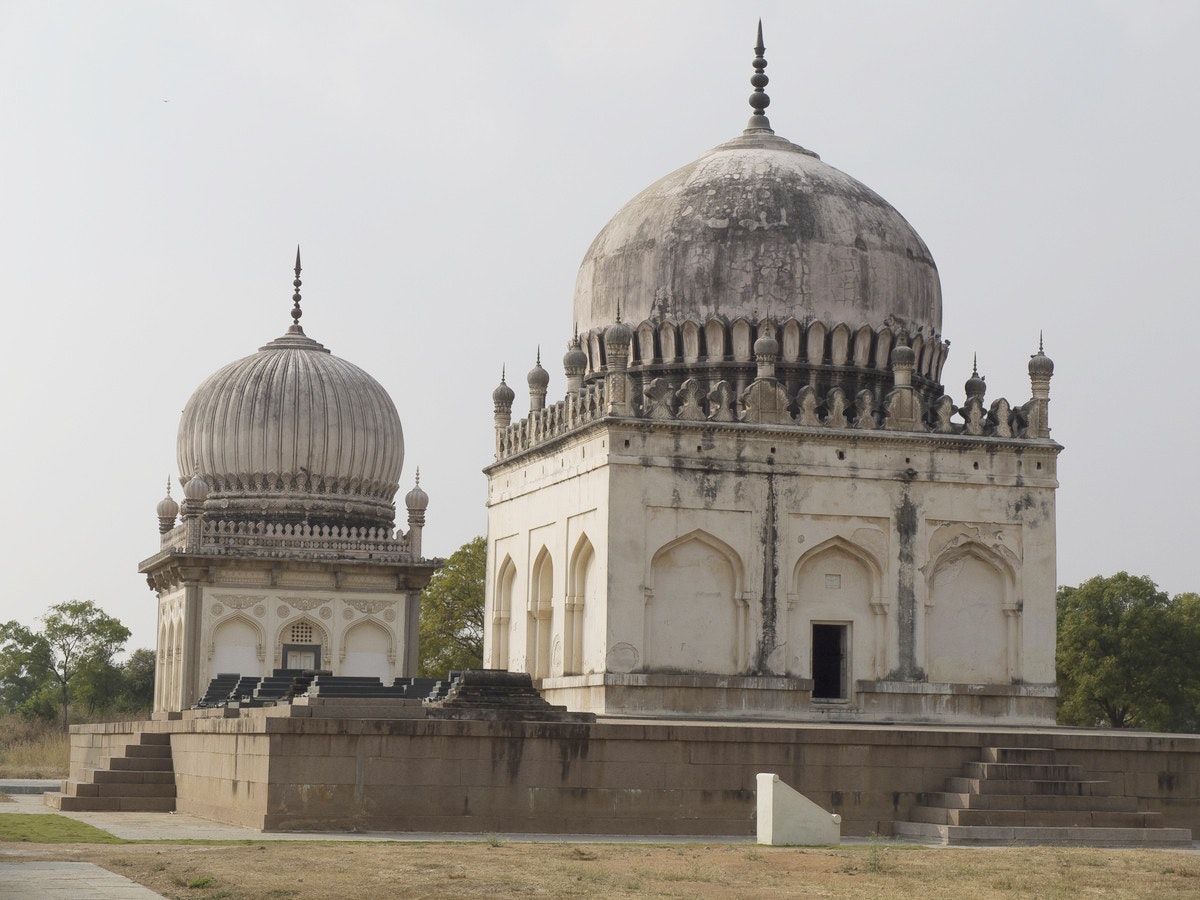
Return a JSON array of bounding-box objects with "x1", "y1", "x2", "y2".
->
[{"x1": 5, "y1": 840, "x2": 1200, "y2": 899}]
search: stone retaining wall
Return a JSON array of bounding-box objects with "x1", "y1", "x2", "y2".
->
[{"x1": 67, "y1": 711, "x2": 1200, "y2": 836}]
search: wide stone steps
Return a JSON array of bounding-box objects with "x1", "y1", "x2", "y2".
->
[
  {"x1": 907, "y1": 806, "x2": 1168, "y2": 828},
  {"x1": 894, "y1": 746, "x2": 1193, "y2": 847},
  {"x1": 45, "y1": 732, "x2": 176, "y2": 813},
  {"x1": 894, "y1": 821, "x2": 1193, "y2": 847},
  {"x1": 921, "y1": 791, "x2": 1139, "y2": 812},
  {"x1": 945, "y1": 777, "x2": 1111, "y2": 796}
]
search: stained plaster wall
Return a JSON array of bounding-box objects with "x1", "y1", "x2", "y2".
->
[{"x1": 486, "y1": 415, "x2": 1059, "y2": 720}]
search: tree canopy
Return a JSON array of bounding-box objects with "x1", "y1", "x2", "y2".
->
[
  {"x1": 0, "y1": 600, "x2": 149, "y2": 728},
  {"x1": 418, "y1": 536, "x2": 485, "y2": 679},
  {"x1": 1057, "y1": 573, "x2": 1200, "y2": 732}
]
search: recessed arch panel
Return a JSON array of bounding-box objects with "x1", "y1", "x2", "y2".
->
[{"x1": 646, "y1": 530, "x2": 745, "y2": 673}]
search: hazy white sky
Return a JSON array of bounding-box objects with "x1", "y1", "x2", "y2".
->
[{"x1": 1, "y1": 1, "x2": 1197, "y2": 654}]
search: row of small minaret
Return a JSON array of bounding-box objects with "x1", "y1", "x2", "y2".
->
[
  {"x1": 494, "y1": 319, "x2": 1055, "y2": 436},
  {"x1": 152, "y1": 471, "x2": 430, "y2": 556}
]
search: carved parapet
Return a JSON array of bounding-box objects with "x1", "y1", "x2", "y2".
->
[
  {"x1": 191, "y1": 519, "x2": 414, "y2": 562},
  {"x1": 882, "y1": 385, "x2": 925, "y2": 432},
  {"x1": 741, "y1": 378, "x2": 793, "y2": 425}
]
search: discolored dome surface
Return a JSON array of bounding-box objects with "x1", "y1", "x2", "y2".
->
[
  {"x1": 177, "y1": 330, "x2": 404, "y2": 528},
  {"x1": 574, "y1": 131, "x2": 942, "y2": 337}
]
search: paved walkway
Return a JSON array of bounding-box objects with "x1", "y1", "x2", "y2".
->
[
  {"x1": 0, "y1": 861, "x2": 163, "y2": 899},
  {"x1": 2, "y1": 793, "x2": 751, "y2": 843}
]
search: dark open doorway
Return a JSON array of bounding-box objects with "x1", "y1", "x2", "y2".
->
[{"x1": 811, "y1": 624, "x2": 848, "y2": 699}]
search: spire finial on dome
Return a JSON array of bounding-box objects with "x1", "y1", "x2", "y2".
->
[
  {"x1": 745, "y1": 19, "x2": 774, "y2": 135},
  {"x1": 289, "y1": 245, "x2": 305, "y2": 334},
  {"x1": 615, "y1": 299, "x2": 623, "y2": 324},
  {"x1": 965, "y1": 353, "x2": 987, "y2": 401}
]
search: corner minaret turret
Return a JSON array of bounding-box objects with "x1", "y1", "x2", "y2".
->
[
  {"x1": 1026, "y1": 334, "x2": 1055, "y2": 439},
  {"x1": 527, "y1": 349, "x2": 549, "y2": 413}
]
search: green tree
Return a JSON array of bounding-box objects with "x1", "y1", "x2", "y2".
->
[
  {"x1": 117, "y1": 648, "x2": 156, "y2": 712},
  {"x1": 1057, "y1": 573, "x2": 1200, "y2": 731},
  {"x1": 418, "y1": 536, "x2": 485, "y2": 679},
  {"x1": 0, "y1": 601, "x2": 131, "y2": 730}
]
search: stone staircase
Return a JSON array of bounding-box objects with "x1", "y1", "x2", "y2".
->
[
  {"x1": 894, "y1": 746, "x2": 1192, "y2": 846},
  {"x1": 44, "y1": 732, "x2": 175, "y2": 812}
]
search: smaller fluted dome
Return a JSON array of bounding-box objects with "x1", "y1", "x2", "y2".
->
[
  {"x1": 492, "y1": 371, "x2": 516, "y2": 407},
  {"x1": 563, "y1": 337, "x2": 588, "y2": 374},
  {"x1": 183, "y1": 473, "x2": 209, "y2": 502},
  {"x1": 754, "y1": 330, "x2": 779, "y2": 359},
  {"x1": 965, "y1": 357, "x2": 987, "y2": 401},
  {"x1": 158, "y1": 487, "x2": 181, "y2": 520},
  {"x1": 527, "y1": 353, "x2": 550, "y2": 390},
  {"x1": 890, "y1": 341, "x2": 915, "y2": 368},
  {"x1": 405, "y1": 471, "x2": 429, "y2": 513},
  {"x1": 1029, "y1": 337, "x2": 1055, "y2": 377},
  {"x1": 604, "y1": 319, "x2": 633, "y2": 353}
]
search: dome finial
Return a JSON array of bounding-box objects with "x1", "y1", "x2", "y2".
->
[
  {"x1": 289, "y1": 245, "x2": 304, "y2": 334},
  {"x1": 745, "y1": 19, "x2": 773, "y2": 135}
]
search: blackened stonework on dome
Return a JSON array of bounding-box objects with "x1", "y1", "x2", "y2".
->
[
  {"x1": 574, "y1": 132, "x2": 941, "y2": 339},
  {"x1": 177, "y1": 329, "x2": 405, "y2": 530}
]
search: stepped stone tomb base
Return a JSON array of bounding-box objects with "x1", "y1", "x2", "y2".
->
[{"x1": 48, "y1": 702, "x2": 1200, "y2": 843}]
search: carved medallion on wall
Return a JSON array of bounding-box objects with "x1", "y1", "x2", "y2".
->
[
  {"x1": 253, "y1": 605, "x2": 265, "y2": 618},
  {"x1": 383, "y1": 609, "x2": 396, "y2": 622},
  {"x1": 276, "y1": 605, "x2": 290, "y2": 618},
  {"x1": 606, "y1": 642, "x2": 639, "y2": 674},
  {"x1": 211, "y1": 603, "x2": 224, "y2": 615},
  {"x1": 319, "y1": 607, "x2": 332, "y2": 620},
  {"x1": 343, "y1": 609, "x2": 356, "y2": 620}
]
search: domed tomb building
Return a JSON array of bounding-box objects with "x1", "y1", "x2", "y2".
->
[
  {"x1": 140, "y1": 254, "x2": 438, "y2": 712},
  {"x1": 484, "y1": 31, "x2": 1061, "y2": 723}
]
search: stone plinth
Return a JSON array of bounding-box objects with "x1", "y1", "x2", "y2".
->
[{"x1": 64, "y1": 715, "x2": 1200, "y2": 837}]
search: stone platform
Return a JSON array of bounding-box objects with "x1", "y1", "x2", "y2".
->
[{"x1": 57, "y1": 708, "x2": 1200, "y2": 840}]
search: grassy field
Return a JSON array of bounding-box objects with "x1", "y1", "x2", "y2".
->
[
  {"x1": 0, "y1": 714, "x2": 68, "y2": 778},
  {"x1": 2, "y1": 819, "x2": 1200, "y2": 899}
]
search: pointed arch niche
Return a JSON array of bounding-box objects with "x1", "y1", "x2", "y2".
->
[
  {"x1": 645, "y1": 530, "x2": 747, "y2": 674},
  {"x1": 491, "y1": 555, "x2": 516, "y2": 669},
  {"x1": 526, "y1": 547, "x2": 554, "y2": 680},
  {"x1": 566, "y1": 535, "x2": 597, "y2": 675},
  {"x1": 210, "y1": 614, "x2": 264, "y2": 680},
  {"x1": 341, "y1": 619, "x2": 393, "y2": 682},
  {"x1": 788, "y1": 537, "x2": 884, "y2": 694},
  {"x1": 925, "y1": 543, "x2": 1017, "y2": 683}
]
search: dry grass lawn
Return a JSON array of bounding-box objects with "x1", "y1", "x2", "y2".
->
[
  {"x1": 4, "y1": 840, "x2": 1200, "y2": 899},
  {"x1": 0, "y1": 714, "x2": 69, "y2": 778}
]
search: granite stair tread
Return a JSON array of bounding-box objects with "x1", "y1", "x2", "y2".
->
[
  {"x1": 894, "y1": 745, "x2": 1192, "y2": 847},
  {"x1": 46, "y1": 732, "x2": 176, "y2": 814}
]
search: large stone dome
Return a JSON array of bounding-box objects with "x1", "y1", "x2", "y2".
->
[
  {"x1": 573, "y1": 131, "x2": 942, "y2": 339},
  {"x1": 177, "y1": 328, "x2": 404, "y2": 529}
]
